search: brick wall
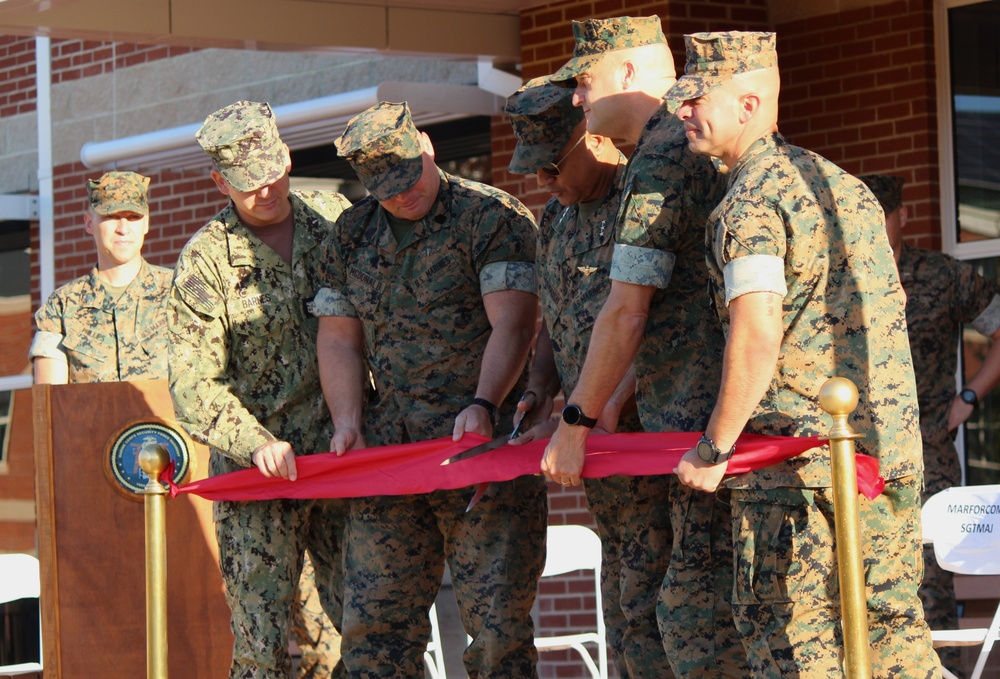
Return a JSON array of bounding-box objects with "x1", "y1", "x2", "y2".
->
[
  {"x1": 0, "y1": 36, "x2": 36, "y2": 117},
  {"x1": 774, "y1": 0, "x2": 939, "y2": 249},
  {"x1": 0, "y1": 36, "x2": 195, "y2": 117},
  {"x1": 51, "y1": 40, "x2": 195, "y2": 84}
]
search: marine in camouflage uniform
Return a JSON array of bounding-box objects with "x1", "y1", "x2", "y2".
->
[
  {"x1": 168, "y1": 101, "x2": 349, "y2": 679},
  {"x1": 505, "y1": 77, "x2": 675, "y2": 679},
  {"x1": 315, "y1": 101, "x2": 546, "y2": 678},
  {"x1": 30, "y1": 172, "x2": 172, "y2": 383},
  {"x1": 670, "y1": 33, "x2": 939, "y2": 677},
  {"x1": 861, "y1": 173, "x2": 1000, "y2": 679},
  {"x1": 545, "y1": 17, "x2": 748, "y2": 678}
]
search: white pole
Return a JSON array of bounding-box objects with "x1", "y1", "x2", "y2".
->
[{"x1": 35, "y1": 37, "x2": 54, "y2": 303}]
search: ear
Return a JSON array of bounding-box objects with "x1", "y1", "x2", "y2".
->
[
  {"x1": 83, "y1": 210, "x2": 95, "y2": 236},
  {"x1": 899, "y1": 205, "x2": 908, "y2": 230},
  {"x1": 419, "y1": 131, "x2": 436, "y2": 161},
  {"x1": 739, "y1": 93, "x2": 761, "y2": 124},
  {"x1": 210, "y1": 169, "x2": 231, "y2": 197},
  {"x1": 621, "y1": 60, "x2": 637, "y2": 90}
]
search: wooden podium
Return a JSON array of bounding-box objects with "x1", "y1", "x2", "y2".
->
[{"x1": 32, "y1": 379, "x2": 233, "y2": 678}]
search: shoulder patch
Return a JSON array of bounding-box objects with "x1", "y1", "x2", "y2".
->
[{"x1": 176, "y1": 271, "x2": 223, "y2": 318}]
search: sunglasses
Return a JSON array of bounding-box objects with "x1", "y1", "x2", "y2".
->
[{"x1": 540, "y1": 135, "x2": 586, "y2": 177}]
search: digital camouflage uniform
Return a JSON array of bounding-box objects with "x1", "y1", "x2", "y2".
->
[
  {"x1": 316, "y1": 101, "x2": 546, "y2": 678},
  {"x1": 169, "y1": 100, "x2": 350, "y2": 679},
  {"x1": 669, "y1": 33, "x2": 938, "y2": 677},
  {"x1": 30, "y1": 259, "x2": 172, "y2": 381},
  {"x1": 505, "y1": 76, "x2": 675, "y2": 679},
  {"x1": 861, "y1": 173, "x2": 1000, "y2": 679},
  {"x1": 292, "y1": 552, "x2": 343, "y2": 679},
  {"x1": 29, "y1": 171, "x2": 172, "y2": 382},
  {"x1": 552, "y1": 19, "x2": 748, "y2": 677},
  {"x1": 614, "y1": 105, "x2": 746, "y2": 679}
]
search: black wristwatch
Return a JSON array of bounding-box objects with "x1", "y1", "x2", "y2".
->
[
  {"x1": 696, "y1": 434, "x2": 736, "y2": 465},
  {"x1": 959, "y1": 388, "x2": 979, "y2": 408},
  {"x1": 561, "y1": 404, "x2": 597, "y2": 428},
  {"x1": 470, "y1": 397, "x2": 498, "y2": 426}
]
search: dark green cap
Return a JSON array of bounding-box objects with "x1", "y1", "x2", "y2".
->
[
  {"x1": 550, "y1": 16, "x2": 667, "y2": 85},
  {"x1": 334, "y1": 101, "x2": 424, "y2": 201},
  {"x1": 666, "y1": 31, "x2": 778, "y2": 101},
  {"x1": 505, "y1": 76, "x2": 584, "y2": 174},
  {"x1": 858, "y1": 174, "x2": 905, "y2": 214}
]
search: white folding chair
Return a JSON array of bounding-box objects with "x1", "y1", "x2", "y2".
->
[
  {"x1": 534, "y1": 524, "x2": 608, "y2": 679},
  {"x1": 0, "y1": 553, "x2": 42, "y2": 677},
  {"x1": 922, "y1": 484, "x2": 1000, "y2": 679},
  {"x1": 424, "y1": 601, "x2": 446, "y2": 679}
]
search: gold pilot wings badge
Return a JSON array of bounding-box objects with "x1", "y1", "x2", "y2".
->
[{"x1": 577, "y1": 266, "x2": 598, "y2": 276}]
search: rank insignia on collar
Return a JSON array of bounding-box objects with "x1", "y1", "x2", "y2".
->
[{"x1": 577, "y1": 266, "x2": 598, "y2": 276}]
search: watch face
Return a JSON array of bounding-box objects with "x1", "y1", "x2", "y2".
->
[
  {"x1": 697, "y1": 440, "x2": 715, "y2": 463},
  {"x1": 563, "y1": 405, "x2": 581, "y2": 425},
  {"x1": 961, "y1": 389, "x2": 977, "y2": 405}
]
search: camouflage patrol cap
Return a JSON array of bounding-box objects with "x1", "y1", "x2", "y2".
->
[
  {"x1": 87, "y1": 171, "x2": 150, "y2": 216},
  {"x1": 195, "y1": 100, "x2": 289, "y2": 193},
  {"x1": 505, "y1": 77, "x2": 585, "y2": 174},
  {"x1": 334, "y1": 101, "x2": 423, "y2": 201},
  {"x1": 666, "y1": 31, "x2": 778, "y2": 102},
  {"x1": 858, "y1": 174, "x2": 905, "y2": 214},
  {"x1": 550, "y1": 16, "x2": 667, "y2": 85}
]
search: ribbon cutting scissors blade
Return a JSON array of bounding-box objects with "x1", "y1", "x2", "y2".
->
[{"x1": 446, "y1": 404, "x2": 534, "y2": 511}]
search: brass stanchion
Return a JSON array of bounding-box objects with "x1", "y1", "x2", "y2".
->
[
  {"x1": 139, "y1": 442, "x2": 169, "y2": 679},
  {"x1": 819, "y1": 377, "x2": 872, "y2": 678}
]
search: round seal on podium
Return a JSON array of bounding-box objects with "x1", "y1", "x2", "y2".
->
[{"x1": 105, "y1": 419, "x2": 193, "y2": 500}]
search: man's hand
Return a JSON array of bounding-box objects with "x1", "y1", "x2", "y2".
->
[
  {"x1": 541, "y1": 423, "x2": 588, "y2": 486},
  {"x1": 947, "y1": 396, "x2": 975, "y2": 432},
  {"x1": 252, "y1": 440, "x2": 298, "y2": 481},
  {"x1": 675, "y1": 448, "x2": 728, "y2": 492},
  {"x1": 453, "y1": 404, "x2": 494, "y2": 441},
  {"x1": 515, "y1": 389, "x2": 554, "y2": 433},
  {"x1": 509, "y1": 415, "x2": 559, "y2": 445},
  {"x1": 330, "y1": 427, "x2": 366, "y2": 457}
]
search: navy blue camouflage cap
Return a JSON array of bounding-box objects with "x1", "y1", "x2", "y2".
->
[
  {"x1": 858, "y1": 174, "x2": 905, "y2": 214},
  {"x1": 550, "y1": 16, "x2": 667, "y2": 85},
  {"x1": 505, "y1": 76, "x2": 584, "y2": 174},
  {"x1": 87, "y1": 171, "x2": 150, "y2": 216},
  {"x1": 666, "y1": 31, "x2": 778, "y2": 102},
  {"x1": 334, "y1": 101, "x2": 424, "y2": 201},
  {"x1": 196, "y1": 100, "x2": 289, "y2": 193}
]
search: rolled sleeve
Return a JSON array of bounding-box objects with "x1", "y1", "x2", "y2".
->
[
  {"x1": 972, "y1": 293, "x2": 1000, "y2": 337},
  {"x1": 28, "y1": 331, "x2": 66, "y2": 361},
  {"x1": 610, "y1": 243, "x2": 676, "y2": 289},
  {"x1": 480, "y1": 260, "x2": 537, "y2": 296},
  {"x1": 722, "y1": 254, "x2": 787, "y2": 306},
  {"x1": 311, "y1": 286, "x2": 359, "y2": 318}
]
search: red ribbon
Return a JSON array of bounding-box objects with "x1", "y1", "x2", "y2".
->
[{"x1": 164, "y1": 431, "x2": 885, "y2": 501}]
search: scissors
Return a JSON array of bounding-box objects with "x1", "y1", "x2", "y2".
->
[{"x1": 441, "y1": 400, "x2": 532, "y2": 511}]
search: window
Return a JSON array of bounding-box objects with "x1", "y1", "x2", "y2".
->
[{"x1": 937, "y1": 0, "x2": 1000, "y2": 484}]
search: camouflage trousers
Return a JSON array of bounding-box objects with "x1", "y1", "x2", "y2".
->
[
  {"x1": 215, "y1": 497, "x2": 348, "y2": 679},
  {"x1": 729, "y1": 476, "x2": 938, "y2": 678},
  {"x1": 659, "y1": 484, "x2": 749, "y2": 678},
  {"x1": 340, "y1": 475, "x2": 547, "y2": 678},
  {"x1": 583, "y1": 474, "x2": 675, "y2": 679},
  {"x1": 292, "y1": 551, "x2": 344, "y2": 678}
]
